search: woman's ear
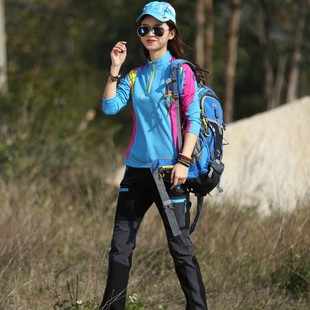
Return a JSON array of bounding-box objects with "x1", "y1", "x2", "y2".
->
[{"x1": 168, "y1": 29, "x2": 176, "y2": 40}]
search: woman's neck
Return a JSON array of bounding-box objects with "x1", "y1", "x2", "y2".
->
[{"x1": 149, "y1": 49, "x2": 168, "y2": 61}]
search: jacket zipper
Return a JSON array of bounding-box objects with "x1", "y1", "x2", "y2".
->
[{"x1": 146, "y1": 62, "x2": 156, "y2": 94}]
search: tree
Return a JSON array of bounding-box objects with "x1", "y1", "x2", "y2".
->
[
  {"x1": 257, "y1": 0, "x2": 308, "y2": 109},
  {"x1": 223, "y1": 0, "x2": 243, "y2": 123},
  {"x1": 195, "y1": 0, "x2": 206, "y2": 67},
  {"x1": 0, "y1": 0, "x2": 7, "y2": 92},
  {"x1": 204, "y1": 0, "x2": 214, "y2": 85},
  {"x1": 286, "y1": 0, "x2": 307, "y2": 103},
  {"x1": 195, "y1": 0, "x2": 214, "y2": 85},
  {"x1": 260, "y1": 0, "x2": 276, "y2": 109}
]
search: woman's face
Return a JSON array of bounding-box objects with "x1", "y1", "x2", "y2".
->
[{"x1": 139, "y1": 15, "x2": 175, "y2": 60}]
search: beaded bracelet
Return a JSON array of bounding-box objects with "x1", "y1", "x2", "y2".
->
[
  {"x1": 178, "y1": 153, "x2": 192, "y2": 165},
  {"x1": 108, "y1": 73, "x2": 122, "y2": 83},
  {"x1": 177, "y1": 159, "x2": 190, "y2": 168}
]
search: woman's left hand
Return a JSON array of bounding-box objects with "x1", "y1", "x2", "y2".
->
[{"x1": 170, "y1": 163, "x2": 188, "y2": 189}]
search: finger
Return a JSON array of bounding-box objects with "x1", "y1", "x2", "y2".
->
[
  {"x1": 171, "y1": 175, "x2": 182, "y2": 190},
  {"x1": 170, "y1": 183, "x2": 177, "y2": 190},
  {"x1": 170, "y1": 177, "x2": 177, "y2": 190},
  {"x1": 112, "y1": 46, "x2": 124, "y2": 54},
  {"x1": 170, "y1": 169, "x2": 175, "y2": 184},
  {"x1": 115, "y1": 41, "x2": 127, "y2": 53}
]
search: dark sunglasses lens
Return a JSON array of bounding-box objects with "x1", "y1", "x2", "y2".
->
[
  {"x1": 153, "y1": 27, "x2": 165, "y2": 37},
  {"x1": 137, "y1": 26, "x2": 149, "y2": 37}
]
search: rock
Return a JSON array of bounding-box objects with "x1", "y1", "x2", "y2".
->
[{"x1": 217, "y1": 97, "x2": 310, "y2": 214}]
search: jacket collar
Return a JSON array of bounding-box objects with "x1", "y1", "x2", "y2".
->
[{"x1": 148, "y1": 51, "x2": 173, "y2": 68}]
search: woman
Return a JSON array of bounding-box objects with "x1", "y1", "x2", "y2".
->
[{"x1": 99, "y1": 2, "x2": 208, "y2": 309}]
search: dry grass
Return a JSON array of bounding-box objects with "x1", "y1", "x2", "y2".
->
[
  {"x1": 0, "y1": 164, "x2": 309, "y2": 309},
  {"x1": 0, "y1": 165, "x2": 117, "y2": 309}
]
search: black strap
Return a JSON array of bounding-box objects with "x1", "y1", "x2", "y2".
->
[{"x1": 190, "y1": 195, "x2": 204, "y2": 234}]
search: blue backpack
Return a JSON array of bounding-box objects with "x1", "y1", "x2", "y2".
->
[{"x1": 151, "y1": 59, "x2": 225, "y2": 235}]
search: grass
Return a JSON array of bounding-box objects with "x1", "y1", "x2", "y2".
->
[{"x1": 0, "y1": 159, "x2": 310, "y2": 309}]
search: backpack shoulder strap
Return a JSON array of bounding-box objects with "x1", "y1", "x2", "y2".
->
[{"x1": 168, "y1": 59, "x2": 197, "y2": 151}]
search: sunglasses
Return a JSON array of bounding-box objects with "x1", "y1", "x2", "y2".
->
[{"x1": 137, "y1": 26, "x2": 170, "y2": 37}]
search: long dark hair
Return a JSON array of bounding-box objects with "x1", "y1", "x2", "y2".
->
[{"x1": 141, "y1": 19, "x2": 185, "y2": 59}]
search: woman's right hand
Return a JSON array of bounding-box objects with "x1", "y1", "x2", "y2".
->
[{"x1": 110, "y1": 41, "x2": 127, "y2": 68}]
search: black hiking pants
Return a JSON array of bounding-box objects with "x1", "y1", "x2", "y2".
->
[{"x1": 99, "y1": 167, "x2": 207, "y2": 310}]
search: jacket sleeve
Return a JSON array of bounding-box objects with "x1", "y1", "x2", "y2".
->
[
  {"x1": 179, "y1": 64, "x2": 201, "y2": 136},
  {"x1": 102, "y1": 72, "x2": 132, "y2": 115}
]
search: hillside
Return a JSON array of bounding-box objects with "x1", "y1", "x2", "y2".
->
[{"x1": 218, "y1": 96, "x2": 310, "y2": 213}]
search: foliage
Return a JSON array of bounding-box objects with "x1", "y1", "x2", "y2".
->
[{"x1": 5, "y1": 0, "x2": 310, "y2": 123}]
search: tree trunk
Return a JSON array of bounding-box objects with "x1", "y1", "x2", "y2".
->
[
  {"x1": 204, "y1": 0, "x2": 213, "y2": 86},
  {"x1": 261, "y1": 2, "x2": 275, "y2": 110},
  {"x1": 0, "y1": 0, "x2": 7, "y2": 92},
  {"x1": 286, "y1": 1, "x2": 307, "y2": 103},
  {"x1": 195, "y1": 0, "x2": 206, "y2": 67},
  {"x1": 224, "y1": 0, "x2": 243, "y2": 123},
  {"x1": 274, "y1": 55, "x2": 287, "y2": 107}
]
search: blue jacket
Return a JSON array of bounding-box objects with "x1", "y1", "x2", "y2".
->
[{"x1": 102, "y1": 51, "x2": 201, "y2": 168}]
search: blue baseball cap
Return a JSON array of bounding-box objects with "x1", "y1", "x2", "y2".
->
[{"x1": 136, "y1": 1, "x2": 176, "y2": 24}]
